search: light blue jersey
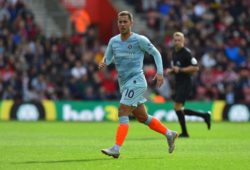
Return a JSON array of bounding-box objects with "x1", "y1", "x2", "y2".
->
[{"x1": 104, "y1": 33, "x2": 163, "y2": 106}]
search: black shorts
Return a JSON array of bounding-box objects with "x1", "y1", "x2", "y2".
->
[{"x1": 173, "y1": 82, "x2": 192, "y2": 104}]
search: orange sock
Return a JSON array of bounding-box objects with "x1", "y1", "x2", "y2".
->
[
  {"x1": 115, "y1": 124, "x2": 129, "y2": 146},
  {"x1": 148, "y1": 117, "x2": 167, "y2": 135}
]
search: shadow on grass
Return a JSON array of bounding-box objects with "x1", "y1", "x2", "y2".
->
[
  {"x1": 12, "y1": 158, "x2": 111, "y2": 164},
  {"x1": 128, "y1": 137, "x2": 162, "y2": 141},
  {"x1": 12, "y1": 156, "x2": 164, "y2": 164}
]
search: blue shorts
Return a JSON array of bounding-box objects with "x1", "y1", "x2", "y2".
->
[{"x1": 120, "y1": 74, "x2": 147, "y2": 107}]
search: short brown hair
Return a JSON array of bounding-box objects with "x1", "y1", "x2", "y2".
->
[{"x1": 118, "y1": 11, "x2": 133, "y2": 21}]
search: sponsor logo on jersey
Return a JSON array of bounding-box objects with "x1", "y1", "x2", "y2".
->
[{"x1": 191, "y1": 57, "x2": 198, "y2": 65}]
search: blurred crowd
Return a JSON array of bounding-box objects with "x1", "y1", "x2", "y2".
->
[
  {"x1": 0, "y1": 0, "x2": 110, "y2": 101},
  {"x1": 126, "y1": 0, "x2": 250, "y2": 104},
  {"x1": 0, "y1": 0, "x2": 249, "y2": 104}
]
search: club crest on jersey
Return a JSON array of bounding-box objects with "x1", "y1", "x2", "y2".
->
[
  {"x1": 128, "y1": 44, "x2": 132, "y2": 49},
  {"x1": 177, "y1": 61, "x2": 181, "y2": 66}
]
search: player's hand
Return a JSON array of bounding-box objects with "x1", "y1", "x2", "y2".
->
[
  {"x1": 172, "y1": 66, "x2": 180, "y2": 74},
  {"x1": 98, "y1": 62, "x2": 107, "y2": 70},
  {"x1": 153, "y1": 74, "x2": 164, "y2": 88},
  {"x1": 165, "y1": 68, "x2": 173, "y2": 74}
]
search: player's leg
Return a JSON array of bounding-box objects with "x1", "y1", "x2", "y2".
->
[
  {"x1": 132, "y1": 104, "x2": 178, "y2": 153},
  {"x1": 101, "y1": 104, "x2": 134, "y2": 158},
  {"x1": 174, "y1": 102, "x2": 189, "y2": 137},
  {"x1": 174, "y1": 83, "x2": 189, "y2": 137},
  {"x1": 132, "y1": 104, "x2": 167, "y2": 135},
  {"x1": 102, "y1": 82, "x2": 147, "y2": 158},
  {"x1": 115, "y1": 104, "x2": 134, "y2": 149},
  {"x1": 183, "y1": 109, "x2": 211, "y2": 129}
]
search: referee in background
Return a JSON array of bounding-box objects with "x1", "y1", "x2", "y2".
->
[{"x1": 166, "y1": 32, "x2": 211, "y2": 138}]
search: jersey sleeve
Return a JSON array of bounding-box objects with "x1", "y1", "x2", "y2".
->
[
  {"x1": 138, "y1": 35, "x2": 163, "y2": 75},
  {"x1": 104, "y1": 38, "x2": 114, "y2": 65},
  {"x1": 186, "y1": 49, "x2": 198, "y2": 66}
]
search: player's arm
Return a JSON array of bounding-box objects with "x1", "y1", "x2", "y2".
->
[
  {"x1": 177, "y1": 65, "x2": 199, "y2": 74},
  {"x1": 98, "y1": 39, "x2": 114, "y2": 70},
  {"x1": 165, "y1": 61, "x2": 175, "y2": 75},
  {"x1": 172, "y1": 65, "x2": 199, "y2": 74},
  {"x1": 138, "y1": 35, "x2": 164, "y2": 87},
  {"x1": 172, "y1": 52, "x2": 199, "y2": 74}
]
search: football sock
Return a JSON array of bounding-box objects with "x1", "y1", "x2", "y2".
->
[
  {"x1": 184, "y1": 109, "x2": 211, "y2": 130},
  {"x1": 184, "y1": 109, "x2": 206, "y2": 118},
  {"x1": 175, "y1": 110, "x2": 188, "y2": 134},
  {"x1": 115, "y1": 116, "x2": 129, "y2": 147},
  {"x1": 145, "y1": 115, "x2": 167, "y2": 135}
]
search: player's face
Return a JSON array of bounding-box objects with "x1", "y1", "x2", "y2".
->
[
  {"x1": 173, "y1": 35, "x2": 184, "y2": 49},
  {"x1": 118, "y1": 15, "x2": 132, "y2": 35}
]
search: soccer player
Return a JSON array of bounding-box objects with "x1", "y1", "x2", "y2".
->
[
  {"x1": 166, "y1": 32, "x2": 211, "y2": 138},
  {"x1": 99, "y1": 11, "x2": 178, "y2": 158}
]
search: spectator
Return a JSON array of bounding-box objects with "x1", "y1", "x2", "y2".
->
[
  {"x1": 70, "y1": 60, "x2": 87, "y2": 79},
  {"x1": 0, "y1": 0, "x2": 249, "y2": 103}
]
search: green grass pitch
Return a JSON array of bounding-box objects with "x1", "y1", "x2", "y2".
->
[{"x1": 0, "y1": 121, "x2": 250, "y2": 170}]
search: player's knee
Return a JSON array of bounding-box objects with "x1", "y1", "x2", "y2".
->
[
  {"x1": 174, "y1": 108, "x2": 182, "y2": 112},
  {"x1": 118, "y1": 106, "x2": 130, "y2": 116},
  {"x1": 174, "y1": 104, "x2": 183, "y2": 111}
]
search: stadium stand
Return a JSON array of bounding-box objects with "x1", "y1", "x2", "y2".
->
[{"x1": 0, "y1": 0, "x2": 249, "y2": 104}]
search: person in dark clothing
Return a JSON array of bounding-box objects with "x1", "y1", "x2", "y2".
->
[{"x1": 166, "y1": 32, "x2": 211, "y2": 138}]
